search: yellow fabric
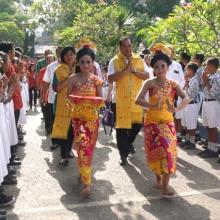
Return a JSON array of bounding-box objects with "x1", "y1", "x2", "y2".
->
[
  {"x1": 52, "y1": 63, "x2": 72, "y2": 139},
  {"x1": 145, "y1": 79, "x2": 177, "y2": 123},
  {"x1": 114, "y1": 53, "x2": 144, "y2": 128}
]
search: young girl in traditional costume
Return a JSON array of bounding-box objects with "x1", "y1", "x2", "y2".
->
[
  {"x1": 136, "y1": 51, "x2": 190, "y2": 197},
  {"x1": 68, "y1": 47, "x2": 103, "y2": 198}
]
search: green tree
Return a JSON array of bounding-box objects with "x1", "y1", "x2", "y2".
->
[
  {"x1": 0, "y1": 0, "x2": 16, "y2": 14},
  {"x1": 59, "y1": 2, "x2": 150, "y2": 62},
  {"x1": 0, "y1": 22, "x2": 24, "y2": 46},
  {"x1": 144, "y1": 0, "x2": 220, "y2": 57}
]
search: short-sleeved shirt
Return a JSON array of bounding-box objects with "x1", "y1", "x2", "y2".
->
[
  {"x1": 196, "y1": 66, "x2": 204, "y2": 91},
  {"x1": 107, "y1": 58, "x2": 149, "y2": 103},
  {"x1": 203, "y1": 72, "x2": 220, "y2": 101},
  {"x1": 167, "y1": 60, "x2": 185, "y2": 88},
  {"x1": 43, "y1": 61, "x2": 59, "y2": 104},
  {"x1": 35, "y1": 59, "x2": 46, "y2": 74},
  {"x1": 186, "y1": 75, "x2": 200, "y2": 101},
  {"x1": 6, "y1": 65, "x2": 23, "y2": 110}
]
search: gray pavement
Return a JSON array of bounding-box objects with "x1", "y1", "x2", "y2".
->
[{"x1": 4, "y1": 109, "x2": 220, "y2": 220}]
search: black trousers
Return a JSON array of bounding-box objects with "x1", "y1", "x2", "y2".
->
[
  {"x1": 29, "y1": 87, "x2": 37, "y2": 108},
  {"x1": 45, "y1": 103, "x2": 54, "y2": 134},
  {"x1": 111, "y1": 103, "x2": 142, "y2": 158},
  {"x1": 116, "y1": 124, "x2": 142, "y2": 158},
  {"x1": 14, "y1": 110, "x2": 20, "y2": 127},
  {"x1": 59, "y1": 124, "x2": 74, "y2": 159}
]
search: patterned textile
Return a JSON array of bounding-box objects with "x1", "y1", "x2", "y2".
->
[
  {"x1": 186, "y1": 75, "x2": 200, "y2": 101},
  {"x1": 70, "y1": 74, "x2": 103, "y2": 185},
  {"x1": 144, "y1": 122, "x2": 177, "y2": 175},
  {"x1": 144, "y1": 79, "x2": 177, "y2": 175},
  {"x1": 203, "y1": 72, "x2": 220, "y2": 101},
  {"x1": 72, "y1": 119, "x2": 99, "y2": 185}
]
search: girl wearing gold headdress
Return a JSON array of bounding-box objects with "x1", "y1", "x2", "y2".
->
[
  {"x1": 68, "y1": 47, "x2": 103, "y2": 198},
  {"x1": 136, "y1": 51, "x2": 190, "y2": 197}
]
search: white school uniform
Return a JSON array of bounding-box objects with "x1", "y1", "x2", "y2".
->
[
  {"x1": 183, "y1": 75, "x2": 200, "y2": 130},
  {"x1": 202, "y1": 72, "x2": 220, "y2": 128},
  {"x1": 0, "y1": 136, "x2": 8, "y2": 184},
  {"x1": 0, "y1": 103, "x2": 10, "y2": 164},
  {"x1": 18, "y1": 82, "x2": 27, "y2": 125},
  {"x1": 7, "y1": 101, "x2": 18, "y2": 146},
  {"x1": 167, "y1": 60, "x2": 185, "y2": 120}
]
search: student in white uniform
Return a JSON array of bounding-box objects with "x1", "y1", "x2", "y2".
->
[
  {"x1": 0, "y1": 57, "x2": 15, "y2": 209},
  {"x1": 180, "y1": 63, "x2": 200, "y2": 149},
  {"x1": 199, "y1": 57, "x2": 220, "y2": 158}
]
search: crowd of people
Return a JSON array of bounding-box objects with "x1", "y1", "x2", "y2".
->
[{"x1": 0, "y1": 37, "x2": 220, "y2": 217}]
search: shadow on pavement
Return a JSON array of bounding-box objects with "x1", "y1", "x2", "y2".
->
[{"x1": 44, "y1": 140, "x2": 119, "y2": 220}]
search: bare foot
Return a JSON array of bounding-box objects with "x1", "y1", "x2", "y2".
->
[
  {"x1": 80, "y1": 186, "x2": 91, "y2": 198},
  {"x1": 161, "y1": 190, "x2": 175, "y2": 198},
  {"x1": 154, "y1": 182, "x2": 162, "y2": 189}
]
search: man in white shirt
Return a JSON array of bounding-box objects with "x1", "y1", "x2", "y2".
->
[
  {"x1": 166, "y1": 46, "x2": 185, "y2": 141},
  {"x1": 43, "y1": 46, "x2": 63, "y2": 150},
  {"x1": 94, "y1": 61, "x2": 103, "y2": 79},
  {"x1": 108, "y1": 37, "x2": 149, "y2": 166}
]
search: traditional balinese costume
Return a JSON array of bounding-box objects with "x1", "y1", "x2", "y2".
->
[
  {"x1": 69, "y1": 74, "x2": 103, "y2": 185},
  {"x1": 144, "y1": 79, "x2": 177, "y2": 175}
]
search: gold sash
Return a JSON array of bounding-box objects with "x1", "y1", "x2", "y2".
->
[
  {"x1": 52, "y1": 63, "x2": 72, "y2": 139},
  {"x1": 114, "y1": 53, "x2": 144, "y2": 128}
]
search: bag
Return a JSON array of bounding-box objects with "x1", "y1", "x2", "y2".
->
[{"x1": 102, "y1": 102, "x2": 115, "y2": 136}]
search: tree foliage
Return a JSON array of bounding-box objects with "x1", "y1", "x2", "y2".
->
[
  {"x1": 144, "y1": 0, "x2": 220, "y2": 57},
  {"x1": 0, "y1": 22, "x2": 24, "y2": 46},
  {"x1": 59, "y1": 2, "x2": 150, "y2": 62}
]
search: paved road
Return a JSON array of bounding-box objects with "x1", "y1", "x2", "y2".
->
[{"x1": 4, "y1": 109, "x2": 220, "y2": 220}]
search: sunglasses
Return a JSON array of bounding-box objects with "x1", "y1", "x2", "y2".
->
[
  {"x1": 80, "y1": 60, "x2": 92, "y2": 65},
  {"x1": 154, "y1": 64, "x2": 167, "y2": 69}
]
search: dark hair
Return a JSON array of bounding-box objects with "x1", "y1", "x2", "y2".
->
[
  {"x1": 102, "y1": 66, "x2": 108, "y2": 72},
  {"x1": 186, "y1": 62, "x2": 199, "y2": 73},
  {"x1": 28, "y1": 63, "x2": 35, "y2": 72},
  {"x1": 0, "y1": 41, "x2": 14, "y2": 54},
  {"x1": 76, "y1": 47, "x2": 95, "y2": 62},
  {"x1": 119, "y1": 37, "x2": 131, "y2": 46},
  {"x1": 150, "y1": 52, "x2": 172, "y2": 67},
  {"x1": 181, "y1": 52, "x2": 191, "y2": 62},
  {"x1": 194, "y1": 53, "x2": 204, "y2": 63},
  {"x1": 206, "y1": 57, "x2": 219, "y2": 69},
  {"x1": 60, "y1": 46, "x2": 76, "y2": 63},
  {"x1": 15, "y1": 47, "x2": 23, "y2": 54},
  {"x1": 142, "y1": 48, "x2": 150, "y2": 55}
]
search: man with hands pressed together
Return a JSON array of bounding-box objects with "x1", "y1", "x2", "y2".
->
[{"x1": 108, "y1": 37, "x2": 149, "y2": 166}]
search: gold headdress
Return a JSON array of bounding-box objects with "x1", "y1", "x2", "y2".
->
[
  {"x1": 150, "y1": 43, "x2": 172, "y2": 56},
  {"x1": 75, "y1": 38, "x2": 97, "y2": 52}
]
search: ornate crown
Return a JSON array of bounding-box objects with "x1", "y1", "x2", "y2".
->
[
  {"x1": 75, "y1": 38, "x2": 97, "y2": 51},
  {"x1": 150, "y1": 43, "x2": 172, "y2": 56}
]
